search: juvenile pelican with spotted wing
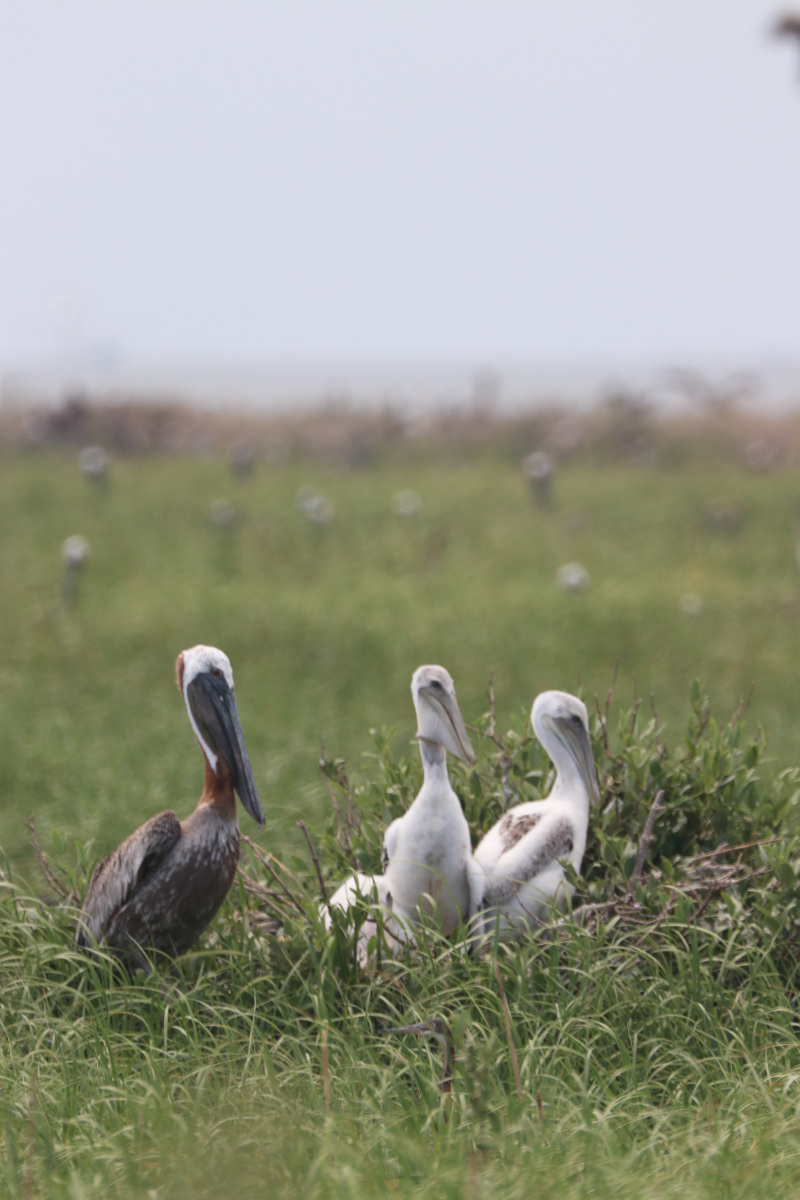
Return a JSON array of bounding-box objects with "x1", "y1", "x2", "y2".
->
[
  {"x1": 468, "y1": 690, "x2": 600, "y2": 944},
  {"x1": 75, "y1": 645, "x2": 264, "y2": 969}
]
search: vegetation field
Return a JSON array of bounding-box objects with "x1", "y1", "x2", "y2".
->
[{"x1": 2, "y1": 404, "x2": 800, "y2": 1198}]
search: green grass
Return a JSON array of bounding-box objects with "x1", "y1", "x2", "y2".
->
[
  {"x1": 3, "y1": 879, "x2": 800, "y2": 1199},
  {"x1": 2, "y1": 445, "x2": 800, "y2": 1197},
  {"x1": 3, "y1": 450, "x2": 800, "y2": 873}
]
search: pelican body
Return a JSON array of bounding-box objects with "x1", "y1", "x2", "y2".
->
[
  {"x1": 75, "y1": 645, "x2": 264, "y2": 969},
  {"x1": 322, "y1": 664, "x2": 475, "y2": 961},
  {"x1": 468, "y1": 690, "x2": 600, "y2": 943},
  {"x1": 322, "y1": 872, "x2": 395, "y2": 967},
  {"x1": 382, "y1": 664, "x2": 475, "y2": 937}
]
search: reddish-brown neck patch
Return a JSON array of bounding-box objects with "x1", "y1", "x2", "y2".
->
[{"x1": 199, "y1": 752, "x2": 237, "y2": 822}]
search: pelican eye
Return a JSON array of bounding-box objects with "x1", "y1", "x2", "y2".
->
[{"x1": 211, "y1": 667, "x2": 224, "y2": 680}]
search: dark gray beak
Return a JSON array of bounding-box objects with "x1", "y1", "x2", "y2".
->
[
  {"x1": 382, "y1": 1022, "x2": 433, "y2": 1036},
  {"x1": 188, "y1": 672, "x2": 265, "y2": 827},
  {"x1": 548, "y1": 713, "x2": 601, "y2": 807}
]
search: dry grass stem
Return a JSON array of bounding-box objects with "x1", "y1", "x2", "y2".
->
[
  {"x1": 321, "y1": 1026, "x2": 331, "y2": 1114},
  {"x1": 239, "y1": 837, "x2": 309, "y2": 920},
  {"x1": 26, "y1": 817, "x2": 75, "y2": 902},
  {"x1": 319, "y1": 746, "x2": 350, "y2": 853},
  {"x1": 24, "y1": 1079, "x2": 37, "y2": 1200},
  {"x1": 297, "y1": 819, "x2": 329, "y2": 906},
  {"x1": 628, "y1": 789, "x2": 666, "y2": 891},
  {"x1": 494, "y1": 957, "x2": 523, "y2": 1102}
]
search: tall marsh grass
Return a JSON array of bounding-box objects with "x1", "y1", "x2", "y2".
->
[
  {"x1": 3, "y1": 443, "x2": 800, "y2": 1196},
  {"x1": 3, "y1": 684, "x2": 800, "y2": 1197}
]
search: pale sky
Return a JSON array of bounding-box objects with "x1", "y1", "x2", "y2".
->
[{"x1": 1, "y1": 2, "x2": 798, "y2": 387}]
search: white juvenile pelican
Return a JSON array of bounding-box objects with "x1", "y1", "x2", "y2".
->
[
  {"x1": 468, "y1": 689, "x2": 600, "y2": 944},
  {"x1": 322, "y1": 664, "x2": 475, "y2": 959},
  {"x1": 75, "y1": 645, "x2": 265, "y2": 970},
  {"x1": 382, "y1": 664, "x2": 475, "y2": 937},
  {"x1": 321, "y1": 872, "x2": 396, "y2": 966}
]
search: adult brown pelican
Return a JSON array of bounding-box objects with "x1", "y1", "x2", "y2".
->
[
  {"x1": 468, "y1": 690, "x2": 600, "y2": 944},
  {"x1": 323, "y1": 664, "x2": 475, "y2": 958},
  {"x1": 75, "y1": 644, "x2": 264, "y2": 970}
]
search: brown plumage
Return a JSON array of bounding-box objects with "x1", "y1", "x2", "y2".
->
[
  {"x1": 75, "y1": 645, "x2": 264, "y2": 971},
  {"x1": 497, "y1": 810, "x2": 541, "y2": 852}
]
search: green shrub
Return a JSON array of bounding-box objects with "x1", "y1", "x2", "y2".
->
[{"x1": 4, "y1": 682, "x2": 800, "y2": 1199}]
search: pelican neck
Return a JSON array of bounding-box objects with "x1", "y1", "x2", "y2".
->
[
  {"x1": 418, "y1": 737, "x2": 449, "y2": 780},
  {"x1": 547, "y1": 752, "x2": 589, "y2": 807}
]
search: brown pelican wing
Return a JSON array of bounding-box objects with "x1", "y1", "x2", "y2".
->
[{"x1": 75, "y1": 810, "x2": 182, "y2": 947}]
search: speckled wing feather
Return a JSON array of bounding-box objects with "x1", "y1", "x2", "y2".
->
[
  {"x1": 75, "y1": 810, "x2": 182, "y2": 947},
  {"x1": 479, "y1": 813, "x2": 575, "y2": 908}
]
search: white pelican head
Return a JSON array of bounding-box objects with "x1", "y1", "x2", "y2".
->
[
  {"x1": 176, "y1": 644, "x2": 265, "y2": 827},
  {"x1": 531, "y1": 690, "x2": 600, "y2": 806},
  {"x1": 411, "y1": 665, "x2": 475, "y2": 765}
]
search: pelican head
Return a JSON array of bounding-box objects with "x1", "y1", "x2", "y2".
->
[
  {"x1": 382, "y1": 1017, "x2": 451, "y2": 1042},
  {"x1": 531, "y1": 690, "x2": 600, "y2": 806},
  {"x1": 381, "y1": 1018, "x2": 455, "y2": 1092},
  {"x1": 177, "y1": 644, "x2": 265, "y2": 827},
  {"x1": 411, "y1": 665, "x2": 475, "y2": 765}
]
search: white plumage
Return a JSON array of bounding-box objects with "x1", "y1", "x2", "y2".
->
[
  {"x1": 468, "y1": 689, "x2": 600, "y2": 944},
  {"x1": 321, "y1": 873, "x2": 396, "y2": 967},
  {"x1": 382, "y1": 665, "x2": 475, "y2": 936},
  {"x1": 322, "y1": 664, "x2": 475, "y2": 962}
]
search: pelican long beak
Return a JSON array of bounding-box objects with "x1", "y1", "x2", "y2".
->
[
  {"x1": 187, "y1": 673, "x2": 265, "y2": 827},
  {"x1": 382, "y1": 1022, "x2": 435, "y2": 1036},
  {"x1": 418, "y1": 686, "x2": 476, "y2": 765},
  {"x1": 548, "y1": 714, "x2": 601, "y2": 806},
  {"x1": 381, "y1": 1020, "x2": 455, "y2": 1094}
]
